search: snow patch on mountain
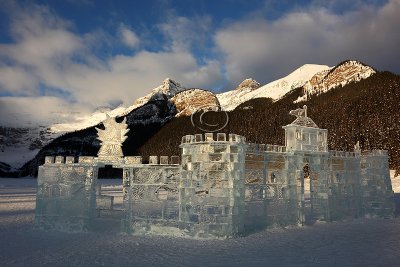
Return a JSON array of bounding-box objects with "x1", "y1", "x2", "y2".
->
[{"x1": 217, "y1": 64, "x2": 331, "y2": 111}]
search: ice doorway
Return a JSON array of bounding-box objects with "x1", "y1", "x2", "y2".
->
[
  {"x1": 95, "y1": 165, "x2": 125, "y2": 229},
  {"x1": 98, "y1": 165, "x2": 123, "y2": 179},
  {"x1": 303, "y1": 163, "x2": 313, "y2": 224}
]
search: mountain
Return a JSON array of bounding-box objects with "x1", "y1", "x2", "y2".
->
[
  {"x1": 2, "y1": 59, "x2": 399, "y2": 177},
  {"x1": 295, "y1": 60, "x2": 376, "y2": 102},
  {"x1": 217, "y1": 64, "x2": 331, "y2": 110}
]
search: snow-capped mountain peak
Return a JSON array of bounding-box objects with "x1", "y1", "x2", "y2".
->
[
  {"x1": 217, "y1": 64, "x2": 331, "y2": 111},
  {"x1": 235, "y1": 78, "x2": 261, "y2": 91},
  {"x1": 152, "y1": 78, "x2": 184, "y2": 96}
]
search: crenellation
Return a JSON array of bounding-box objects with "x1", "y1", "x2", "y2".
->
[
  {"x1": 205, "y1": 132, "x2": 213, "y2": 141},
  {"x1": 79, "y1": 156, "x2": 95, "y2": 164},
  {"x1": 44, "y1": 156, "x2": 55, "y2": 164},
  {"x1": 35, "y1": 105, "x2": 395, "y2": 238},
  {"x1": 217, "y1": 133, "x2": 226, "y2": 141},
  {"x1": 124, "y1": 156, "x2": 142, "y2": 165},
  {"x1": 170, "y1": 156, "x2": 180, "y2": 165},
  {"x1": 55, "y1": 156, "x2": 65, "y2": 164},
  {"x1": 65, "y1": 156, "x2": 75, "y2": 164},
  {"x1": 160, "y1": 156, "x2": 169, "y2": 165},
  {"x1": 149, "y1": 155, "x2": 158, "y2": 164},
  {"x1": 194, "y1": 133, "x2": 203, "y2": 142}
]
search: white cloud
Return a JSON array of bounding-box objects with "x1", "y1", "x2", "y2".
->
[
  {"x1": 0, "y1": 66, "x2": 39, "y2": 95},
  {"x1": 215, "y1": 0, "x2": 400, "y2": 86},
  {"x1": 119, "y1": 24, "x2": 140, "y2": 48},
  {"x1": 0, "y1": 4, "x2": 225, "y2": 125},
  {"x1": 0, "y1": 96, "x2": 92, "y2": 127},
  {"x1": 158, "y1": 14, "x2": 213, "y2": 52}
]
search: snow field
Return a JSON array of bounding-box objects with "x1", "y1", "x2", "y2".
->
[{"x1": 0, "y1": 177, "x2": 399, "y2": 266}]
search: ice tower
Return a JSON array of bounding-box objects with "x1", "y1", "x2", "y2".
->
[
  {"x1": 283, "y1": 105, "x2": 327, "y2": 152},
  {"x1": 179, "y1": 133, "x2": 247, "y2": 237}
]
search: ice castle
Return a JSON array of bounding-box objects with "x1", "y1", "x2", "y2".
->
[{"x1": 35, "y1": 106, "x2": 395, "y2": 238}]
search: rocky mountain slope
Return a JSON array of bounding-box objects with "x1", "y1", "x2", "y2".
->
[
  {"x1": 171, "y1": 89, "x2": 220, "y2": 117},
  {"x1": 296, "y1": 60, "x2": 376, "y2": 102}
]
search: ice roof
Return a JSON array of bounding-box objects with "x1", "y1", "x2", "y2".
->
[{"x1": 288, "y1": 105, "x2": 319, "y2": 128}]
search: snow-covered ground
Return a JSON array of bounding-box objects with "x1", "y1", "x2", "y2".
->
[{"x1": 0, "y1": 176, "x2": 399, "y2": 267}]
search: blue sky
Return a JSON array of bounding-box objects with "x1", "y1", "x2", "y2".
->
[{"x1": 0, "y1": 0, "x2": 399, "y2": 123}]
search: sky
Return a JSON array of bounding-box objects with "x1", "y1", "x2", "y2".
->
[{"x1": 0, "y1": 0, "x2": 399, "y2": 125}]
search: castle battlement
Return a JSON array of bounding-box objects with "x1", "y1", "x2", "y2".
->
[
  {"x1": 247, "y1": 143, "x2": 287, "y2": 153},
  {"x1": 329, "y1": 150, "x2": 361, "y2": 158},
  {"x1": 181, "y1": 133, "x2": 246, "y2": 144},
  {"x1": 44, "y1": 155, "x2": 181, "y2": 166}
]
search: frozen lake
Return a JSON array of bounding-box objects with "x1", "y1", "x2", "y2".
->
[{"x1": 0, "y1": 178, "x2": 400, "y2": 266}]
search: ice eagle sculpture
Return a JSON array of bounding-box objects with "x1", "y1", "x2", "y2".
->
[{"x1": 96, "y1": 115, "x2": 129, "y2": 160}]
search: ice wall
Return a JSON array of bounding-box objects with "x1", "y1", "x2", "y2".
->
[
  {"x1": 360, "y1": 150, "x2": 395, "y2": 217},
  {"x1": 35, "y1": 156, "x2": 97, "y2": 231},
  {"x1": 121, "y1": 162, "x2": 181, "y2": 234}
]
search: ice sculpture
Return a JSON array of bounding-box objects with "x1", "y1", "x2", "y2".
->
[
  {"x1": 35, "y1": 106, "x2": 395, "y2": 238},
  {"x1": 96, "y1": 115, "x2": 129, "y2": 163}
]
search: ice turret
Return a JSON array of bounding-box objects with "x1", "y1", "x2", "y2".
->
[{"x1": 283, "y1": 105, "x2": 327, "y2": 152}]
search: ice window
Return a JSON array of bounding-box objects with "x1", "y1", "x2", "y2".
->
[
  {"x1": 318, "y1": 132, "x2": 324, "y2": 141},
  {"x1": 296, "y1": 131, "x2": 302, "y2": 140},
  {"x1": 271, "y1": 172, "x2": 276, "y2": 183}
]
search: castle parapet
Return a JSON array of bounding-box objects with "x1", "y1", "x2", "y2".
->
[
  {"x1": 362, "y1": 150, "x2": 388, "y2": 156},
  {"x1": 329, "y1": 150, "x2": 360, "y2": 158},
  {"x1": 247, "y1": 143, "x2": 286, "y2": 153},
  {"x1": 123, "y1": 156, "x2": 179, "y2": 165},
  {"x1": 44, "y1": 156, "x2": 77, "y2": 164},
  {"x1": 181, "y1": 133, "x2": 246, "y2": 144}
]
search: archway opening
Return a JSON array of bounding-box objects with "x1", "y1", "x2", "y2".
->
[{"x1": 98, "y1": 165, "x2": 123, "y2": 179}]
